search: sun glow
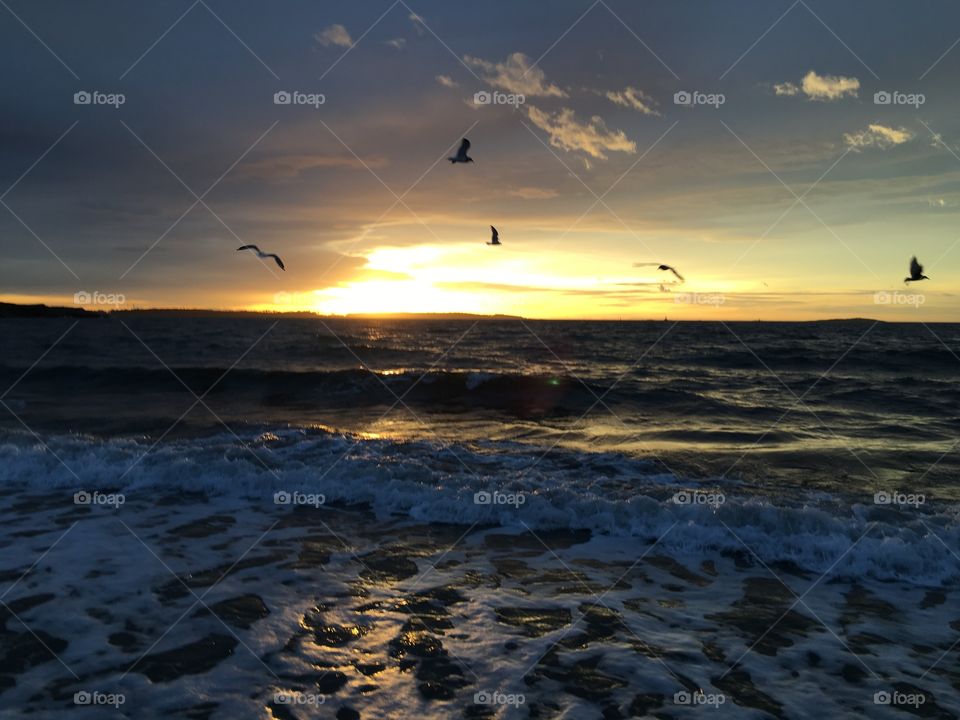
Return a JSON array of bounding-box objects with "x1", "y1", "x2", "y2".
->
[
  {"x1": 311, "y1": 243, "x2": 615, "y2": 316},
  {"x1": 316, "y1": 278, "x2": 497, "y2": 315},
  {"x1": 242, "y1": 241, "x2": 889, "y2": 320}
]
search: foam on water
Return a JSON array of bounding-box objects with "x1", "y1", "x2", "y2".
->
[{"x1": 2, "y1": 428, "x2": 957, "y2": 586}]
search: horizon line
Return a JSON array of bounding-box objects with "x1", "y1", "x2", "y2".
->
[{"x1": 4, "y1": 301, "x2": 958, "y2": 323}]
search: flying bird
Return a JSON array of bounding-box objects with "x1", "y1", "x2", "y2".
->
[
  {"x1": 904, "y1": 256, "x2": 929, "y2": 284},
  {"x1": 658, "y1": 264, "x2": 685, "y2": 283},
  {"x1": 487, "y1": 226, "x2": 501, "y2": 246},
  {"x1": 633, "y1": 262, "x2": 685, "y2": 284},
  {"x1": 449, "y1": 138, "x2": 473, "y2": 164},
  {"x1": 237, "y1": 245, "x2": 285, "y2": 271}
]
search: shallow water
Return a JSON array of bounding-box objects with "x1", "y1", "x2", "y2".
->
[{"x1": 0, "y1": 490, "x2": 956, "y2": 719}]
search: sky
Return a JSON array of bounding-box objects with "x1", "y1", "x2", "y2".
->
[{"x1": 2, "y1": 0, "x2": 960, "y2": 320}]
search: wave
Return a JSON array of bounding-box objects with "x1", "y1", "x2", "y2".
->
[
  {"x1": 5, "y1": 365, "x2": 781, "y2": 419},
  {"x1": 675, "y1": 346, "x2": 960, "y2": 375},
  {"x1": 1, "y1": 427, "x2": 957, "y2": 586},
  {"x1": 0, "y1": 366, "x2": 605, "y2": 415},
  {"x1": 8, "y1": 364, "x2": 904, "y2": 421}
]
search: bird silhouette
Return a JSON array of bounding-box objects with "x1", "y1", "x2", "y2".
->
[
  {"x1": 904, "y1": 256, "x2": 929, "y2": 284},
  {"x1": 658, "y1": 264, "x2": 685, "y2": 283},
  {"x1": 449, "y1": 138, "x2": 473, "y2": 164},
  {"x1": 237, "y1": 245, "x2": 285, "y2": 271},
  {"x1": 487, "y1": 226, "x2": 501, "y2": 246}
]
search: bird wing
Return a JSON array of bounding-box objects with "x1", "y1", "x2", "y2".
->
[
  {"x1": 910, "y1": 256, "x2": 923, "y2": 277},
  {"x1": 268, "y1": 254, "x2": 285, "y2": 271},
  {"x1": 237, "y1": 245, "x2": 259, "y2": 252},
  {"x1": 657, "y1": 264, "x2": 685, "y2": 282},
  {"x1": 455, "y1": 138, "x2": 470, "y2": 159},
  {"x1": 491, "y1": 226, "x2": 498, "y2": 242}
]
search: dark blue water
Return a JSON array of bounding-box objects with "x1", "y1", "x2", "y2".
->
[
  {"x1": 3, "y1": 317, "x2": 958, "y2": 490},
  {"x1": 1, "y1": 316, "x2": 958, "y2": 583}
]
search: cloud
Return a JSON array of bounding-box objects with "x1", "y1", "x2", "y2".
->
[
  {"x1": 801, "y1": 70, "x2": 859, "y2": 100},
  {"x1": 436, "y1": 74, "x2": 458, "y2": 88},
  {"x1": 435, "y1": 281, "x2": 552, "y2": 294},
  {"x1": 843, "y1": 123, "x2": 914, "y2": 150},
  {"x1": 315, "y1": 24, "x2": 353, "y2": 48},
  {"x1": 236, "y1": 154, "x2": 387, "y2": 180},
  {"x1": 385, "y1": 38, "x2": 406, "y2": 50},
  {"x1": 509, "y1": 187, "x2": 559, "y2": 200},
  {"x1": 526, "y1": 106, "x2": 636, "y2": 160},
  {"x1": 464, "y1": 52, "x2": 567, "y2": 97},
  {"x1": 409, "y1": 11, "x2": 426, "y2": 35},
  {"x1": 605, "y1": 87, "x2": 660, "y2": 116},
  {"x1": 773, "y1": 71, "x2": 859, "y2": 100},
  {"x1": 773, "y1": 82, "x2": 799, "y2": 96}
]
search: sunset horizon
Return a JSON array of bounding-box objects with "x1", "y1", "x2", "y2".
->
[
  {"x1": 2, "y1": 3, "x2": 958, "y2": 718},
  {"x1": 3, "y1": 3, "x2": 959, "y2": 322},
  {"x1": 1, "y1": 295, "x2": 950, "y2": 323}
]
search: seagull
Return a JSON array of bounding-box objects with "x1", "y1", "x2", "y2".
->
[
  {"x1": 237, "y1": 245, "x2": 285, "y2": 271},
  {"x1": 904, "y1": 256, "x2": 929, "y2": 283},
  {"x1": 487, "y1": 226, "x2": 501, "y2": 246},
  {"x1": 449, "y1": 138, "x2": 473, "y2": 164},
  {"x1": 633, "y1": 262, "x2": 685, "y2": 284},
  {"x1": 658, "y1": 264, "x2": 685, "y2": 283}
]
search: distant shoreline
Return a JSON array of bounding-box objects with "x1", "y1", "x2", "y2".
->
[
  {"x1": 0, "y1": 302, "x2": 924, "y2": 323},
  {"x1": 0, "y1": 302, "x2": 524, "y2": 321}
]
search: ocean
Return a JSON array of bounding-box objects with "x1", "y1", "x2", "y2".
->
[{"x1": 0, "y1": 316, "x2": 958, "y2": 718}]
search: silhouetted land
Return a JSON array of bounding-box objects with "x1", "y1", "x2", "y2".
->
[
  {"x1": 0, "y1": 302, "x2": 931, "y2": 323},
  {"x1": 0, "y1": 302, "x2": 100, "y2": 319}
]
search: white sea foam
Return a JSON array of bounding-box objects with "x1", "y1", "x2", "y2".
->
[{"x1": 0, "y1": 428, "x2": 957, "y2": 585}]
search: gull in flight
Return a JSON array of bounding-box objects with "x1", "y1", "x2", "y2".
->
[
  {"x1": 658, "y1": 264, "x2": 684, "y2": 282},
  {"x1": 904, "y1": 256, "x2": 929, "y2": 284},
  {"x1": 237, "y1": 245, "x2": 285, "y2": 271},
  {"x1": 449, "y1": 138, "x2": 473, "y2": 164},
  {"x1": 487, "y1": 226, "x2": 501, "y2": 246},
  {"x1": 633, "y1": 262, "x2": 685, "y2": 283}
]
